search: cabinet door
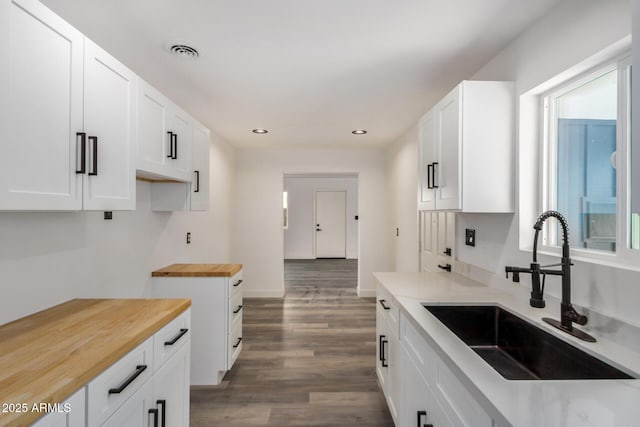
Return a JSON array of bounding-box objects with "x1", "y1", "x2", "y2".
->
[
  {"x1": 153, "y1": 340, "x2": 191, "y2": 427},
  {"x1": 401, "y1": 354, "x2": 437, "y2": 427},
  {"x1": 31, "y1": 387, "x2": 85, "y2": 427},
  {"x1": 167, "y1": 105, "x2": 192, "y2": 181},
  {"x1": 435, "y1": 85, "x2": 462, "y2": 210},
  {"x1": 0, "y1": 0, "x2": 83, "y2": 210},
  {"x1": 82, "y1": 39, "x2": 136, "y2": 210},
  {"x1": 387, "y1": 328, "x2": 402, "y2": 425},
  {"x1": 102, "y1": 379, "x2": 154, "y2": 427},
  {"x1": 418, "y1": 111, "x2": 436, "y2": 210},
  {"x1": 190, "y1": 121, "x2": 210, "y2": 211},
  {"x1": 137, "y1": 79, "x2": 171, "y2": 178}
]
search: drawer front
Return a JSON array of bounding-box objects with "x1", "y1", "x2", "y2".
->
[
  {"x1": 435, "y1": 360, "x2": 493, "y2": 427},
  {"x1": 230, "y1": 289, "x2": 243, "y2": 326},
  {"x1": 227, "y1": 317, "x2": 243, "y2": 370},
  {"x1": 230, "y1": 270, "x2": 243, "y2": 299},
  {"x1": 400, "y1": 312, "x2": 436, "y2": 384},
  {"x1": 87, "y1": 337, "x2": 154, "y2": 426},
  {"x1": 154, "y1": 308, "x2": 191, "y2": 370},
  {"x1": 377, "y1": 286, "x2": 399, "y2": 338}
]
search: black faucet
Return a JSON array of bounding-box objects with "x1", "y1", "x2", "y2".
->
[{"x1": 505, "y1": 210, "x2": 596, "y2": 342}]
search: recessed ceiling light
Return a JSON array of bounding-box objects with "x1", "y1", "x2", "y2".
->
[
  {"x1": 352, "y1": 129, "x2": 367, "y2": 135},
  {"x1": 252, "y1": 128, "x2": 268, "y2": 134}
]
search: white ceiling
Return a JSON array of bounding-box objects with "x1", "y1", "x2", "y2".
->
[{"x1": 40, "y1": 0, "x2": 560, "y2": 149}]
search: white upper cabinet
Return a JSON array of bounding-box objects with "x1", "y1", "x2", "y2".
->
[
  {"x1": 418, "y1": 111, "x2": 436, "y2": 211},
  {"x1": 419, "y1": 81, "x2": 514, "y2": 213},
  {"x1": 0, "y1": 0, "x2": 84, "y2": 210},
  {"x1": 190, "y1": 121, "x2": 210, "y2": 211},
  {"x1": 0, "y1": 0, "x2": 136, "y2": 211},
  {"x1": 82, "y1": 39, "x2": 137, "y2": 211},
  {"x1": 137, "y1": 79, "x2": 192, "y2": 182}
]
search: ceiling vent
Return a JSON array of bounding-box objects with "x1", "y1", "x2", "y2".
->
[{"x1": 168, "y1": 44, "x2": 199, "y2": 59}]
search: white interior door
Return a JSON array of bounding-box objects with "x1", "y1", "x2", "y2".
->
[{"x1": 315, "y1": 191, "x2": 346, "y2": 258}]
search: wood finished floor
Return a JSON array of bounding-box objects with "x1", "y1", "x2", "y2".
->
[{"x1": 190, "y1": 259, "x2": 394, "y2": 426}]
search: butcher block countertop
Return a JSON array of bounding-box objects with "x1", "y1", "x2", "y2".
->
[
  {"x1": 0, "y1": 298, "x2": 190, "y2": 427},
  {"x1": 152, "y1": 263, "x2": 243, "y2": 277}
]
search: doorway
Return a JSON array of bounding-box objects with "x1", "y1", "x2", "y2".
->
[
  {"x1": 315, "y1": 190, "x2": 346, "y2": 258},
  {"x1": 283, "y1": 174, "x2": 358, "y2": 293}
]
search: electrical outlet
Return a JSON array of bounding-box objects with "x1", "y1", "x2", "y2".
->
[
  {"x1": 465, "y1": 229, "x2": 476, "y2": 246},
  {"x1": 186, "y1": 232, "x2": 191, "y2": 244}
]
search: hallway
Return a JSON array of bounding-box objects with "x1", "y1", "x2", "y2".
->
[{"x1": 190, "y1": 259, "x2": 394, "y2": 426}]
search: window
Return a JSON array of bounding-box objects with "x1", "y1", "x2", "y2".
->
[{"x1": 541, "y1": 53, "x2": 638, "y2": 264}]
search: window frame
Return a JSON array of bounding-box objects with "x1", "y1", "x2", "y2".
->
[{"x1": 538, "y1": 52, "x2": 634, "y2": 266}]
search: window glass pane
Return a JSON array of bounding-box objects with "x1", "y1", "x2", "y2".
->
[{"x1": 554, "y1": 69, "x2": 617, "y2": 251}]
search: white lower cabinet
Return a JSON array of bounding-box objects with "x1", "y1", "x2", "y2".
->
[
  {"x1": 376, "y1": 285, "x2": 494, "y2": 427},
  {"x1": 30, "y1": 388, "x2": 86, "y2": 427},
  {"x1": 152, "y1": 270, "x2": 243, "y2": 385},
  {"x1": 152, "y1": 341, "x2": 191, "y2": 427},
  {"x1": 34, "y1": 309, "x2": 193, "y2": 427},
  {"x1": 376, "y1": 292, "x2": 401, "y2": 424}
]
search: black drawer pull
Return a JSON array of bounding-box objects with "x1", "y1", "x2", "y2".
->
[
  {"x1": 378, "y1": 335, "x2": 384, "y2": 361},
  {"x1": 108, "y1": 364, "x2": 147, "y2": 394},
  {"x1": 418, "y1": 410, "x2": 434, "y2": 427},
  {"x1": 379, "y1": 299, "x2": 391, "y2": 310},
  {"x1": 427, "y1": 163, "x2": 433, "y2": 189},
  {"x1": 233, "y1": 305, "x2": 243, "y2": 314},
  {"x1": 438, "y1": 263, "x2": 452, "y2": 272},
  {"x1": 194, "y1": 170, "x2": 200, "y2": 192},
  {"x1": 149, "y1": 408, "x2": 159, "y2": 427},
  {"x1": 164, "y1": 328, "x2": 189, "y2": 346},
  {"x1": 233, "y1": 337, "x2": 243, "y2": 348},
  {"x1": 233, "y1": 279, "x2": 243, "y2": 287},
  {"x1": 432, "y1": 162, "x2": 439, "y2": 188}
]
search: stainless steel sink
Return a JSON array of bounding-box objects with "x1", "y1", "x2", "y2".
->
[{"x1": 423, "y1": 304, "x2": 635, "y2": 380}]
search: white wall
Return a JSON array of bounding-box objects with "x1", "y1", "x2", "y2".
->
[
  {"x1": 284, "y1": 175, "x2": 358, "y2": 259},
  {"x1": 0, "y1": 133, "x2": 235, "y2": 325},
  {"x1": 386, "y1": 125, "x2": 420, "y2": 272},
  {"x1": 387, "y1": 0, "x2": 640, "y2": 329},
  {"x1": 232, "y1": 149, "x2": 390, "y2": 297}
]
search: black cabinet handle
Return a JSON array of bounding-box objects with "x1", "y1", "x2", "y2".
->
[
  {"x1": 156, "y1": 400, "x2": 166, "y2": 427},
  {"x1": 233, "y1": 337, "x2": 243, "y2": 348},
  {"x1": 233, "y1": 305, "x2": 243, "y2": 314},
  {"x1": 76, "y1": 132, "x2": 86, "y2": 174},
  {"x1": 194, "y1": 170, "x2": 200, "y2": 192},
  {"x1": 432, "y1": 162, "x2": 439, "y2": 188},
  {"x1": 378, "y1": 335, "x2": 384, "y2": 361},
  {"x1": 164, "y1": 328, "x2": 189, "y2": 346},
  {"x1": 381, "y1": 337, "x2": 388, "y2": 367},
  {"x1": 417, "y1": 410, "x2": 434, "y2": 427},
  {"x1": 379, "y1": 299, "x2": 391, "y2": 310},
  {"x1": 108, "y1": 364, "x2": 147, "y2": 394},
  {"x1": 167, "y1": 132, "x2": 174, "y2": 158},
  {"x1": 233, "y1": 279, "x2": 243, "y2": 287},
  {"x1": 427, "y1": 163, "x2": 433, "y2": 189},
  {"x1": 172, "y1": 133, "x2": 178, "y2": 160},
  {"x1": 149, "y1": 408, "x2": 159, "y2": 427},
  {"x1": 438, "y1": 264, "x2": 452, "y2": 272},
  {"x1": 443, "y1": 247, "x2": 452, "y2": 256},
  {"x1": 88, "y1": 136, "x2": 98, "y2": 176}
]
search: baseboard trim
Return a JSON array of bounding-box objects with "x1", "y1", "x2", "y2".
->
[
  {"x1": 243, "y1": 289, "x2": 285, "y2": 298},
  {"x1": 357, "y1": 288, "x2": 376, "y2": 298}
]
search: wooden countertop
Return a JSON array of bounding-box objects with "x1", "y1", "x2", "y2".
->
[
  {"x1": 0, "y1": 298, "x2": 190, "y2": 427},
  {"x1": 152, "y1": 263, "x2": 243, "y2": 277}
]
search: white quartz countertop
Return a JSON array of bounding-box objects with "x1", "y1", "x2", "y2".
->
[{"x1": 374, "y1": 271, "x2": 640, "y2": 427}]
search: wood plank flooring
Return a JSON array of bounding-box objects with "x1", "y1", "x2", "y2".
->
[{"x1": 190, "y1": 259, "x2": 394, "y2": 426}]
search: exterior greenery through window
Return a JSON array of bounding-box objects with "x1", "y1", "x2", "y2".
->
[{"x1": 541, "y1": 53, "x2": 638, "y2": 263}]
